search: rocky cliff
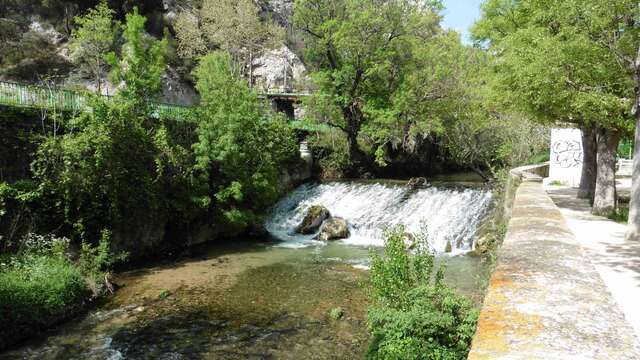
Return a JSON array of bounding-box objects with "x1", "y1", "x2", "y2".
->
[{"x1": 0, "y1": 0, "x2": 304, "y2": 105}]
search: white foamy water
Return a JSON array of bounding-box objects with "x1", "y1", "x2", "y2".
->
[{"x1": 265, "y1": 181, "x2": 493, "y2": 254}]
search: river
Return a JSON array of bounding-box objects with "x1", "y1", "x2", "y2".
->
[{"x1": 2, "y1": 178, "x2": 494, "y2": 359}]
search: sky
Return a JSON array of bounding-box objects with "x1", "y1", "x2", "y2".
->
[{"x1": 441, "y1": 0, "x2": 484, "y2": 44}]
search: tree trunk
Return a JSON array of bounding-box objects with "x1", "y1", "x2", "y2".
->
[
  {"x1": 342, "y1": 106, "x2": 365, "y2": 165},
  {"x1": 626, "y1": 47, "x2": 640, "y2": 240},
  {"x1": 592, "y1": 127, "x2": 620, "y2": 217},
  {"x1": 346, "y1": 130, "x2": 365, "y2": 165},
  {"x1": 578, "y1": 125, "x2": 597, "y2": 202}
]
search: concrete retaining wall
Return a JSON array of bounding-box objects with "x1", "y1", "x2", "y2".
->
[{"x1": 468, "y1": 163, "x2": 640, "y2": 359}]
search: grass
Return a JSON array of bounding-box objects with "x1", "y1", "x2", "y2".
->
[
  {"x1": 608, "y1": 207, "x2": 629, "y2": 224},
  {"x1": 0, "y1": 232, "x2": 124, "y2": 349},
  {"x1": 0, "y1": 251, "x2": 88, "y2": 348}
]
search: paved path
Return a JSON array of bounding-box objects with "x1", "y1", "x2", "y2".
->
[
  {"x1": 470, "y1": 180, "x2": 640, "y2": 359},
  {"x1": 547, "y1": 185, "x2": 640, "y2": 342}
]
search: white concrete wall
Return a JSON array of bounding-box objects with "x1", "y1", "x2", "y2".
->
[{"x1": 547, "y1": 128, "x2": 583, "y2": 187}]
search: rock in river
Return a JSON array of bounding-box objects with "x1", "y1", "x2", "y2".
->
[
  {"x1": 295, "y1": 205, "x2": 330, "y2": 234},
  {"x1": 315, "y1": 217, "x2": 350, "y2": 241}
]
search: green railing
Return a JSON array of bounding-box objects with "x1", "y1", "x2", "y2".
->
[
  {"x1": 0, "y1": 80, "x2": 325, "y2": 130},
  {"x1": 0, "y1": 81, "x2": 86, "y2": 112},
  {"x1": 0, "y1": 80, "x2": 193, "y2": 120}
]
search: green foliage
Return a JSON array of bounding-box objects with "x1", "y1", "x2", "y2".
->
[
  {"x1": 191, "y1": 51, "x2": 298, "y2": 232},
  {"x1": 174, "y1": 0, "x2": 284, "y2": 74},
  {"x1": 472, "y1": 0, "x2": 637, "y2": 133},
  {"x1": 0, "y1": 234, "x2": 84, "y2": 344},
  {"x1": 329, "y1": 307, "x2": 345, "y2": 320},
  {"x1": 106, "y1": 7, "x2": 168, "y2": 108},
  {"x1": 0, "y1": 180, "x2": 44, "y2": 251},
  {"x1": 525, "y1": 151, "x2": 550, "y2": 165},
  {"x1": 367, "y1": 225, "x2": 478, "y2": 360},
  {"x1": 608, "y1": 207, "x2": 629, "y2": 224},
  {"x1": 294, "y1": 0, "x2": 443, "y2": 162},
  {"x1": 307, "y1": 129, "x2": 352, "y2": 179},
  {"x1": 28, "y1": 10, "x2": 196, "y2": 251},
  {"x1": 78, "y1": 230, "x2": 128, "y2": 285},
  {"x1": 69, "y1": 2, "x2": 119, "y2": 92},
  {"x1": 0, "y1": 231, "x2": 124, "y2": 347}
]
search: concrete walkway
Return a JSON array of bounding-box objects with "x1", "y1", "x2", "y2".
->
[
  {"x1": 469, "y1": 180, "x2": 640, "y2": 359},
  {"x1": 547, "y1": 185, "x2": 640, "y2": 342}
]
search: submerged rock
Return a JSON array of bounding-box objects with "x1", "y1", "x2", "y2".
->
[
  {"x1": 315, "y1": 217, "x2": 350, "y2": 241},
  {"x1": 295, "y1": 205, "x2": 330, "y2": 234}
]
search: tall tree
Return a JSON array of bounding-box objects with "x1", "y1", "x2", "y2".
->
[
  {"x1": 69, "y1": 2, "x2": 119, "y2": 93},
  {"x1": 472, "y1": 0, "x2": 634, "y2": 216},
  {"x1": 293, "y1": 0, "x2": 442, "y2": 165}
]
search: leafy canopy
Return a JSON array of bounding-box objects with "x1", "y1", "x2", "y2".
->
[
  {"x1": 192, "y1": 51, "x2": 297, "y2": 232},
  {"x1": 471, "y1": 0, "x2": 636, "y2": 132},
  {"x1": 69, "y1": 2, "x2": 119, "y2": 92}
]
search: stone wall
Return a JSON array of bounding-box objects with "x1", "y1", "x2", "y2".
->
[{"x1": 468, "y1": 162, "x2": 640, "y2": 359}]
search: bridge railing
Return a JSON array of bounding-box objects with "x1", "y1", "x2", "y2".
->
[
  {"x1": 0, "y1": 80, "x2": 194, "y2": 120},
  {"x1": 0, "y1": 81, "x2": 87, "y2": 112},
  {"x1": 0, "y1": 80, "x2": 325, "y2": 130}
]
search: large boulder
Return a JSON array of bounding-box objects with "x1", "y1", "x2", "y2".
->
[
  {"x1": 296, "y1": 205, "x2": 330, "y2": 234},
  {"x1": 315, "y1": 217, "x2": 350, "y2": 241}
]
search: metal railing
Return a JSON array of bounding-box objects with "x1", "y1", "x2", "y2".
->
[
  {"x1": 0, "y1": 80, "x2": 193, "y2": 120},
  {"x1": 0, "y1": 80, "x2": 322, "y2": 130}
]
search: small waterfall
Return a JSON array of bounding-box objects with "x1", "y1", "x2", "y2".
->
[{"x1": 265, "y1": 181, "x2": 493, "y2": 254}]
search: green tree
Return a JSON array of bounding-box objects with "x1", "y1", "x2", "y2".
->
[
  {"x1": 69, "y1": 2, "x2": 119, "y2": 93},
  {"x1": 192, "y1": 51, "x2": 297, "y2": 233},
  {"x1": 472, "y1": 0, "x2": 635, "y2": 216},
  {"x1": 106, "y1": 7, "x2": 168, "y2": 111},
  {"x1": 31, "y1": 9, "x2": 177, "y2": 252},
  {"x1": 293, "y1": 0, "x2": 442, "y2": 166}
]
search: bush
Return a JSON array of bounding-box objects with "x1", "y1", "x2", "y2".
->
[
  {"x1": 0, "y1": 232, "x2": 124, "y2": 348},
  {"x1": 308, "y1": 129, "x2": 352, "y2": 179},
  {"x1": 367, "y1": 226, "x2": 478, "y2": 360},
  {"x1": 0, "y1": 235, "x2": 86, "y2": 348}
]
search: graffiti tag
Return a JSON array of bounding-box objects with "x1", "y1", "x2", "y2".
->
[{"x1": 552, "y1": 140, "x2": 583, "y2": 168}]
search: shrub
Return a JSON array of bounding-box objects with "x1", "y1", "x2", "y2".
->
[
  {"x1": 0, "y1": 234, "x2": 87, "y2": 348},
  {"x1": 308, "y1": 129, "x2": 352, "y2": 179},
  {"x1": 0, "y1": 232, "x2": 125, "y2": 348},
  {"x1": 367, "y1": 225, "x2": 479, "y2": 360}
]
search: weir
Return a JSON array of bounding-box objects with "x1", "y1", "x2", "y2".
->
[{"x1": 265, "y1": 181, "x2": 493, "y2": 253}]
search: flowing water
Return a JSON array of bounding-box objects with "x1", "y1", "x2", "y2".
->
[
  {"x1": 266, "y1": 180, "x2": 493, "y2": 254},
  {"x1": 1, "y1": 178, "x2": 494, "y2": 360}
]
